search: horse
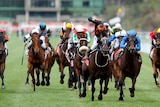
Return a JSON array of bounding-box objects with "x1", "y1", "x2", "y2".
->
[
  {"x1": 74, "y1": 37, "x2": 89, "y2": 97},
  {"x1": 0, "y1": 34, "x2": 7, "y2": 89},
  {"x1": 87, "y1": 36, "x2": 112, "y2": 101},
  {"x1": 111, "y1": 36, "x2": 125, "y2": 89},
  {"x1": 56, "y1": 29, "x2": 74, "y2": 88},
  {"x1": 43, "y1": 34, "x2": 56, "y2": 86},
  {"x1": 150, "y1": 33, "x2": 160, "y2": 86},
  {"x1": 117, "y1": 35, "x2": 142, "y2": 101},
  {"x1": 26, "y1": 32, "x2": 45, "y2": 91}
]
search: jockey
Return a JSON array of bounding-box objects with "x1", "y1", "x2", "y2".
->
[
  {"x1": 88, "y1": 17, "x2": 111, "y2": 53},
  {"x1": 0, "y1": 30, "x2": 9, "y2": 55},
  {"x1": 150, "y1": 28, "x2": 160, "y2": 48},
  {"x1": 66, "y1": 25, "x2": 91, "y2": 61},
  {"x1": 149, "y1": 28, "x2": 160, "y2": 60},
  {"x1": 60, "y1": 22, "x2": 74, "y2": 43},
  {"x1": 108, "y1": 30, "x2": 127, "y2": 53},
  {"x1": 112, "y1": 23, "x2": 123, "y2": 34},
  {"x1": 120, "y1": 30, "x2": 141, "y2": 62},
  {"x1": 23, "y1": 22, "x2": 52, "y2": 56}
]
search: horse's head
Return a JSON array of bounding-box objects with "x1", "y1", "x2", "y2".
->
[
  {"x1": 126, "y1": 35, "x2": 137, "y2": 53},
  {"x1": 155, "y1": 33, "x2": 160, "y2": 48},
  {"x1": 99, "y1": 36, "x2": 110, "y2": 55},
  {"x1": 63, "y1": 28, "x2": 72, "y2": 43},
  {"x1": 31, "y1": 33, "x2": 41, "y2": 55},
  {"x1": 78, "y1": 37, "x2": 89, "y2": 55},
  {"x1": 0, "y1": 32, "x2": 5, "y2": 55}
]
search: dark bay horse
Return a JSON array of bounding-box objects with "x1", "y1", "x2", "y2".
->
[
  {"x1": 56, "y1": 29, "x2": 74, "y2": 87},
  {"x1": 26, "y1": 32, "x2": 45, "y2": 91},
  {"x1": 74, "y1": 37, "x2": 89, "y2": 97},
  {"x1": 117, "y1": 36, "x2": 142, "y2": 101},
  {"x1": 0, "y1": 34, "x2": 7, "y2": 89},
  {"x1": 88, "y1": 37, "x2": 112, "y2": 101},
  {"x1": 150, "y1": 33, "x2": 160, "y2": 86}
]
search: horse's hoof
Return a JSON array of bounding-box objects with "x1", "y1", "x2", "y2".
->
[
  {"x1": 79, "y1": 94, "x2": 82, "y2": 98},
  {"x1": 41, "y1": 81, "x2": 45, "y2": 86},
  {"x1": 68, "y1": 84, "x2": 73, "y2": 88},
  {"x1": 88, "y1": 86, "x2": 92, "y2": 91},
  {"x1": 119, "y1": 97, "x2": 124, "y2": 101},
  {"x1": 103, "y1": 88, "x2": 108, "y2": 94},
  {"x1": 1, "y1": 85, "x2": 5, "y2": 89},
  {"x1": 36, "y1": 82, "x2": 40, "y2": 86},
  {"x1": 81, "y1": 92, "x2": 86, "y2": 97},
  {"x1": 130, "y1": 94, "x2": 134, "y2": 97},
  {"x1": 98, "y1": 95, "x2": 103, "y2": 100},
  {"x1": 60, "y1": 80, "x2": 64, "y2": 84}
]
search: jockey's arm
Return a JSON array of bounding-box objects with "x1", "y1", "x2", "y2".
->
[
  {"x1": 72, "y1": 33, "x2": 79, "y2": 43},
  {"x1": 86, "y1": 31, "x2": 91, "y2": 43},
  {"x1": 109, "y1": 34, "x2": 116, "y2": 43},
  {"x1": 24, "y1": 33, "x2": 31, "y2": 43},
  {"x1": 135, "y1": 36, "x2": 141, "y2": 51},
  {"x1": 120, "y1": 36, "x2": 127, "y2": 49}
]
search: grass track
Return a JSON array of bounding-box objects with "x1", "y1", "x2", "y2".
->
[{"x1": 0, "y1": 35, "x2": 160, "y2": 107}]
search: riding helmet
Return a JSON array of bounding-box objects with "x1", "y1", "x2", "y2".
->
[{"x1": 39, "y1": 22, "x2": 46, "y2": 30}]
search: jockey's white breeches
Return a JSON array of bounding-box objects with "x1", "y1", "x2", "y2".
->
[
  {"x1": 40, "y1": 36, "x2": 47, "y2": 49},
  {"x1": 114, "y1": 39, "x2": 120, "y2": 49},
  {"x1": 90, "y1": 36, "x2": 98, "y2": 50}
]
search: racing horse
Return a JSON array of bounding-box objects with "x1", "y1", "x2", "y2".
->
[
  {"x1": 42, "y1": 34, "x2": 56, "y2": 86},
  {"x1": 56, "y1": 29, "x2": 74, "y2": 88},
  {"x1": 117, "y1": 35, "x2": 142, "y2": 101},
  {"x1": 111, "y1": 35, "x2": 126, "y2": 89},
  {"x1": 150, "y1": 33, "x2": 160, "y2": 86},
  {"x1": 26, "y1": 32, "x2": 45, "y2": 91},
  {"x1": 74, "y1": 36, "x2": 89, "y2": 97},
  {"x1": 0, "y1": 33, "x2": 7, "y2": 89},
  {"x1": 88, "y1": 36, "x2": 112, "y2": 101}
]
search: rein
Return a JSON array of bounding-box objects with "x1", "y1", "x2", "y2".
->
[{"x1": 94, "y1": 51, "x2": 109, "y2": 67}]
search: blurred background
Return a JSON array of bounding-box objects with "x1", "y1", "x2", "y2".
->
[{"x1": 0, "y1": 0, "x2": 159, "y2": 52}]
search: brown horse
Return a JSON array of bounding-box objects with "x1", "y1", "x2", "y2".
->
[
  {"x1": 43, "y1": 34, "x2": 56, "y2": 86},
  {"x1": 26, "y1": 32, "x2": 45, "y2": 91},
  {"x1": 150, "y1": 33, "x2": 160, "y2": 86},
  {"x1": 87, "y1": 37, "x2": 112, "y2": 101},
  {"x1": 111, "y1": 36, "x2": 125, "y2": 89},
  {"x1": 0, "y1": 34, "x2": 7, "y2": 89},
  {"x1": 74, "y1": 37, "x2": 89, "y2": 97},
  {"x1": 56, "y1": 29, "x2": 74, "y2": 87},
  {"x1": 117, "y1": 36, "x2": 142, "y2": 101}
]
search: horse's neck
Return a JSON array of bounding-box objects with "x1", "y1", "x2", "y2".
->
[
  {"x1": 123, "y1": 50, "x2": 135, "y2": 62},
  {"x1": 155, "y1": 48, "x2": 160, "y2": 56}
]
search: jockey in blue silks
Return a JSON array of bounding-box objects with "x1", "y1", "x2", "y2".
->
[{"x1": 120, "y1": 30, "x2": 141, "y2": 62}]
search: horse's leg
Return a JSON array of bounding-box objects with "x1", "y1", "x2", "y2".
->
[
  {"x1": 103, "y1": 78, "x2": 109, "y2": 94},
  {"x1": 152, "y1": 63, "x2": 159, "y2": 85},
  {"x1": 81, "y1": 76, "x2": 87, "y2": 97},
  {"x1": 119, "y1": 73, "x2": 125, "y2": 101},
  {"x1": 0, "y1": 71, "x2": 5, "y2": 89},
  {"x1": 98, "y1": 78, "x2": 103, "y2": 100},
  {"x1": 60, "y1": 63, "x2": 65, "y2": 84},
  {"x1": 41, "y1": 69, "x2": 45, "y2": 86},
  {"x1": 129, "y1": 76, "x2": 136, "y2": 97},
  {"x1": 25, "y1": 70, "x2": 30, "y2": 84},
  {"x1": 91, "y1": 78, "x2": 95, "y2": 101},
  {"x1": 68, "y1": 66, "x2": 74, "y2": 88},
  {"x1": 36, "y1": 68, "x2": 40, "y2": 86},
  {"x1": 30, "y1": 69, "x2": 36, "y2": 91},
  {"x1": 46, "y1": 67, "x2": 51, "y2": 86}
]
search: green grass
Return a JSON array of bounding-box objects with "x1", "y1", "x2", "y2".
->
[{"x1": 0, "y1": 35, "x2": 160, "y2": 107}]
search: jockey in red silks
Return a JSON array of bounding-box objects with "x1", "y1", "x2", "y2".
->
[
  {"x1": 149, "y1": 28, "x2": 160, "y2": 59},
  {"x1": 0, "y1": 29, "x2": 9, "y2": 55}
]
